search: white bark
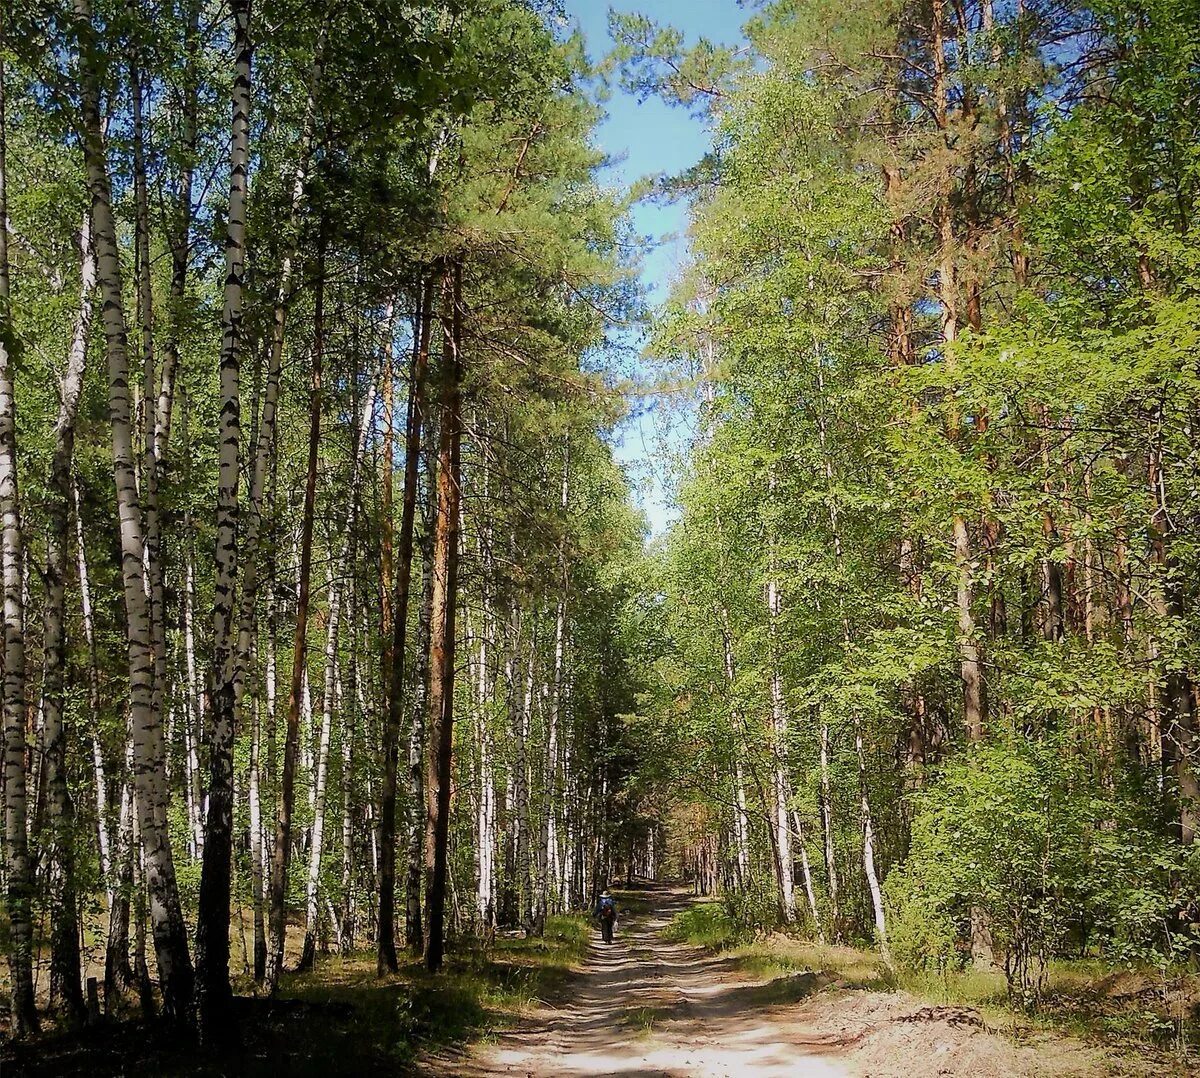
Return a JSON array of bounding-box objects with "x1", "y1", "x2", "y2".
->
[
  {"x1": 858, "y1": 723, "x2": 889, "y2": 952},
  {"x1": 301, "y1": 377, "x2": 375, "y2": 961},
  {"x1": 766, "y1": 577, "x2": 796, "y2": 923},
  {"x1": 231, "y1": 27, "x2": 328, "y2": 712},
  {"x1": 75, "y1": 483, "x2": 111, "y2": 898},
  {"x1": 301, "y1": 581, "x2": 341, "y2": 961},
  {"x1": 183, "y1": 552, "x2": 204, "y2": 859},
  {"x1": 42, "y1": 208, "x2": 95, "y2": 1021},
  {"x1": 790, "y1": 809, "x2": 824, "y2": 940},
  {"x1": 514, "y1": 640, "x2": 535, "y2": 929},
  {"x1": 475, "y1": 610, "x2": 495, "y2": 926},
  {"x1": 0, "y1": 50, "x2": 35, "y2": 1029},
  {"x1": 249, "y1": 686, "x2": 266, "y2": 975},
  {"x1": 819, "y1": 717, "x2": 840, "y2": 931},
  {"x1": 76, "y1": 0, "x2": 193, "y2": 1016},
  {"x1": 721, "y1": 623, "x2": 752, "y2": 889}
]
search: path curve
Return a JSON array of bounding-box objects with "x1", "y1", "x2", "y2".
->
[{"x1": 439, "y1": 885, "x2": 850, "y2": 1077}]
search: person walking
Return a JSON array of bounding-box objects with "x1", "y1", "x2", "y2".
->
[{"x1": 594, "y1": 889, "x2": 617, "y2": 944}]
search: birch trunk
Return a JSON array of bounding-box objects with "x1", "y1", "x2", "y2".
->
[
  {"x1": 423, "y1": 264, "x2": 463, "y2": 973},
  {"x1": 816, "y1": 357, "x2": 889, "y2": 952},
  {"x1": 474, "y1": 549, "x2": 495, "y2": 929},
  {"x1": 130, "y1": 15, "x2": 172, "y2": 802},
  {"x1": 195, "y1": 0, "x2": 251, "y2": 1032},
  {"x1": 299, "y1": 376, "x2": 375, "y2": 968},
  {"x1": 818, "y1": 717, "x2": 840, "y2": 933},
  {"x1": 267, "y1": 238, "x2": 326, "y2": 994},
  {"x1": 77, "y1": 0, "x2": 194, "y2": 1018},
  {"x1": 0, "y1": 47, "x2": 37, "y2": 1034},
  {"x1": 858, "y1": 726, "x2": 889, "y2": 953},
  {"x1": 514, "y1": 639, "x2": 535, "y2": 932},
  {"x1": 75, "y1": 485, "x2": 112, "y2": 900},
  {"x1": 766, "y1": 578, "x2": 796, "y2": 924},
  {"x1": 720, "y1": 622, "x2": 752, "y2": 890},
  {"x1": 338, "y1": 597, "x2": 357, "y2": 953},
  {"x1": 298, "y1": 581, "x2": 341, "y2": 970},
  {"x1": 789, "y1": 809, "x2": 823, "y2": 939},
  {"x1": 405, "y1": 455, "x2": 437, "y2": 955},
  {"x1": 183, "y1": 552, "x2": 204, "y2": 858},
  {"x1": 43, "y1": 210, "x2": 95, "y2": 1026},
  {"x1": 104, "y1": 760, "x2": 135, "y2": 1012},
  {"x1": 249, "y1": 687, "x2": 267, "y2": 979}
]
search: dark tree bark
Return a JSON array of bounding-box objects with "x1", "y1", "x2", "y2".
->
[
  {"x1": 378, "y1": 274, "x2": 433, "y2": 973},
  {"x1": 267, "y1": 236, "x2": 325, "y2": 993}
]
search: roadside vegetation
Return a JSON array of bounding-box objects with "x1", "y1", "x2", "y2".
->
[
  {"x1": 3, "y1": 915, "x2": 591, "y2": 1075},
  {"x1": 668, "y1": 903, "x2": 1200, "y2": 1074}
]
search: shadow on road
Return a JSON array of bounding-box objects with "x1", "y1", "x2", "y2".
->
[{"x1": 431, "y1": 883, "x2": 849, "y2": 1078}]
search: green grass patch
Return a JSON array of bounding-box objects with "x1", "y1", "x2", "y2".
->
[
  {"x1": 280, "y1": 913, "x2": 593, "y2": 1060},
  {"x1": 664, "y1": 901, "x2": 744, "y2": 949},
  {"x1": 610, "y1": 888, "x2": 655, "y2": 918}
]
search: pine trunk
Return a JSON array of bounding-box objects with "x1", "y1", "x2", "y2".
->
[
  {"x1": 423, "y1": 265, "x2": 464, "y2": 973},
  {"x1": 380, "y1": 277, "x2": 433, "y2": 972}
]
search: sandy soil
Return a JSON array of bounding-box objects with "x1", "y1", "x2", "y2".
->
[{"x1": 426, "y1": 886, "x2": 1097, "y2": 1078}]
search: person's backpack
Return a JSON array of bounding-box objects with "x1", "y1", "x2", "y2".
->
[{"x1": 599, "y1": 895, "x2": 615, "y2": 921}]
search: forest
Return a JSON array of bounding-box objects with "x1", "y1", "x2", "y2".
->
[
  {"x1": 629, "y1": 0, "x2": 1200, "y2": 1026},
  {"x1": 1, "y1": 0, "x2": 1200, "y2": 1072}
]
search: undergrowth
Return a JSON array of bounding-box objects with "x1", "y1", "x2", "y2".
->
[{"x1": 2, "y1": 914, "x2": 592, "y2": 1077}]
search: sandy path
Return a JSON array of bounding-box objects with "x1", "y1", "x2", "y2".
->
[{"x1": 441, "y1": 886, "x2": 850, "y2": 1077}]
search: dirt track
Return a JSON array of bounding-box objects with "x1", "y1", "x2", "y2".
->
[
  {"x1": 435, "y1": 886, "x2": 850, "y2": 1077},
  {"x1": 431, "y1": 884, "x2": 1096, "y2": 1078}
]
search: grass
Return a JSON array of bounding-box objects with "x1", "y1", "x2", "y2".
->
[
  {"x1": 2, "y1": 913, "x2": 592, "y2": 1077},
  {"x1": 618, "y1": 1004, "x2": 671, "y2": 1035},
  {"x1": 666, "y1": 903, "x2": 1200, "y2": 1074},
  {"x1": 663, "y1": 901, "x2": 748, "y2": 949},
  {"x1": 264, "y1": 912, "x2": 593, "y2": 1069}
]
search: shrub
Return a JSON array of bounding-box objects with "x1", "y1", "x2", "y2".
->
[{"x1": 886, "y1": 736, "x2": 1188, "y2": 1010}]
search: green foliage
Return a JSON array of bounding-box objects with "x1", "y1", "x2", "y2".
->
[
  {"x1": 664, "y1": 901, "x2": 745, "y2": 949},
  {"x1": 887, "y1": 740, "x2": 1190, "y2": 1010}
]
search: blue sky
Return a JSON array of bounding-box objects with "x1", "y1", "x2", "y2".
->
[{"x1": 560, "y1": 1, "x2": 748, "y2": 536}]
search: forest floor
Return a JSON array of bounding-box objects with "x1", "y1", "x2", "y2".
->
[
  {"x1": 4, "y1": 886, "x2": 1196, "y2": 1074},
  {"x1": 425, "y1": 884, "x2": 1191, "y2": 1078},
  {"x1": 0, "y1": 910, "x2": 593, "y2": 1075}
]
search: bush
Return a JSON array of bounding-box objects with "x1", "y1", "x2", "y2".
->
[
  {"x1": 886, "y1": 737, "x2": 1187, "y2": 1010},
  {"x1": 724, "y1": 879, "x2": 786, "y2": 937}
]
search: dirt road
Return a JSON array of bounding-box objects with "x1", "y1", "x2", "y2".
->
[
  {"x1": 435, "y1": 885, "x2": 1092, "y2": 1078},
  {"x1": 442, "y1": 887, "x2": 850, "y2": 1077}
]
